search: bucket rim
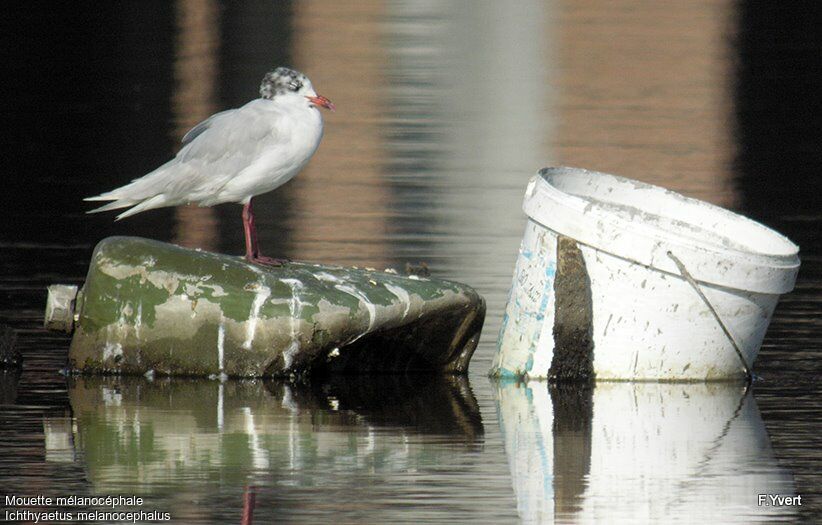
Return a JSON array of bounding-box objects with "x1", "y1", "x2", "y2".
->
[{"x1": 523, "y1": 167, "x2": 800, "y2": 294}]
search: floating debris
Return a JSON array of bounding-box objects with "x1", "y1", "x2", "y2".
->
[
  {"x1": 46, "y1": 237, "x2": 485, "y2": 378},
  {"x1": 405, "y1": 262, "x2": 431, "y2": 278},
  {"x1": 492, "y1": 167, "x2": 800, "y2": 381}
]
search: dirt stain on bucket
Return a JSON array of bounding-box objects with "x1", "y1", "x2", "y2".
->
[{"x1": 549, "y1": 236, "x2": 596, "y2": 382}]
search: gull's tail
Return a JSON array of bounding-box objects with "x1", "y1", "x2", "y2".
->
[
  {"x1": 85, "y1": 160, "x2": 177, "y2": 220},
  {"x1": 85, "y1": 194, "x2": 169, "y2": 221}
]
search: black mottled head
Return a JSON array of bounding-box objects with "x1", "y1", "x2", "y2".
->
[{"x1": 260, "y1": 67, "x2": 313, "y2": 100}]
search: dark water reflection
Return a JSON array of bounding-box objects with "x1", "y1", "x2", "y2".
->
[{"x1": 1, "y1": 0, "x2": 820, "y2": 522}]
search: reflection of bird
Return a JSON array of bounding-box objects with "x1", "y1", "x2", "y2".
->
[{"x1": 86, "y1": 67, "x2": 334, "y2": 265}]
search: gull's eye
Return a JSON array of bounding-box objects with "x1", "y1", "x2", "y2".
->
[{"x1": 289, "y1": 81, "x2": 302, "y2": 91}]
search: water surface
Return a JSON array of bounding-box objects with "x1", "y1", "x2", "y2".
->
[{"x1": 1, "y1": 1, "x2": 820, "y2": 522}]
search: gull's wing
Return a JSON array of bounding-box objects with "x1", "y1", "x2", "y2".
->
[
  {"x1": 181, "y1": 109, "x2": 234, "y2": 146},
  {"x1": 87, "y1": 99, "x2": 284, "y2": 218},
  {"x1": 169, "y1": 100, "x2": 285, "y2": 201}
]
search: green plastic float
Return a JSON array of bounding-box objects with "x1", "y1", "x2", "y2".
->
[{"x1": 45, "y1": 237, "x2": 485, "y2": 377}]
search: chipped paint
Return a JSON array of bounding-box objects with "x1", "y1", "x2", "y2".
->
[
  {"x1": 102, "y1": 342, "x2": 122, "y2": 361},
  {"x1": 335, "y1": 284, "x2": 376, "y2": 331},
  {"x1": 217, "y1": 321, "x2": 225, "y2": 373},
  {"x1": 282, "y1": 340, "x2": 300, "y2": 370},
  {"x1": 314, "y1": 271, "x2": 342, "y2": 283},
  {"x1": 383, "y1": 283, "x2": 411, "y2": 319},
  {"x1": 243, "y1": 281, "x2": 272, "y2": 350},
  {"x1": 280, "y1": 278, "x2": 305, "y2": 343}
]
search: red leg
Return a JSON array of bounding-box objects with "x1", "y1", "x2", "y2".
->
[
  {"x1": 242, "y1": 201, "x2": 255, "y2": 260},
  {"x1": 241, "y1": 199, "x2": 286, "y2": 266},
  {"x1": 241, "y1": 485, "x2": 256, "y2": 525}
]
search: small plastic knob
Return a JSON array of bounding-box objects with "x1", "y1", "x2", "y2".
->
[{"x1": 44, "y1": 285, "x2": 79, "y2": 333}]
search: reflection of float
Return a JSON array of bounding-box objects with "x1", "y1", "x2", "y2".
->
[
  {"x1": 65, "y1": 375, "x2": 483, "y2": 489},
  {"x1": 57, "y1": 375, "x2": 487, "y2": 522},
  {"x1": 496, "y1": 381, "x2": 796, "y2": 523},
  {"x1": 36, "y1": 375, "x2": 492, "y2": 522}
]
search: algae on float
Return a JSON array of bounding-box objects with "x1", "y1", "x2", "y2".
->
[{"x1": 65, "y1": 237, "x2": 485, "y2": 377}]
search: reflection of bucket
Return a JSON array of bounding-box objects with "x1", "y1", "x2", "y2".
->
[
  {"x1": 492, "y1": 167, "x2": 800, "y2": 380},
  {"x1": 495, "y1": 381, "x2": 797, "y2": 523}
]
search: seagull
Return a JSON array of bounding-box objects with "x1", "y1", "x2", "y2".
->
[{"x1": 85, "y1": 66, "x2": 334, "y2": 266}]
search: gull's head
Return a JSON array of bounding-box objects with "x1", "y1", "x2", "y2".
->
[{"x1": 260, "y1": 67, "x2": 335, "y2": 111}]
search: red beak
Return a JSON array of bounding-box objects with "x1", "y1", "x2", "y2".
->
[{"x1": 305, "y1": 94, "x2": 335, "y2": 111}]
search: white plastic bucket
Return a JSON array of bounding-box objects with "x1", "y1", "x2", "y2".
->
[{"x1": 492, "y1": 167, "x2": 801, "y2": 381}]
